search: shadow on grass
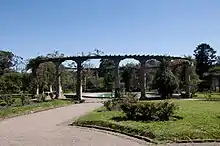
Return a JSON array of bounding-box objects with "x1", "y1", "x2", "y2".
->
[
  {"x1": 111, "y1": 116, "x2": 128, "y2": 122},
  {"x1": 172, "y1": 115, "x2": 184, "y2": 120},
  {"x1": 111, "y1": 115, "x2": 184, "y2": 122}
]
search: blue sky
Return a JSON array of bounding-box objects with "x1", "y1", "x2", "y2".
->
[{"x1": 1, "y1": 0, "x2": 220, "y2": 60}]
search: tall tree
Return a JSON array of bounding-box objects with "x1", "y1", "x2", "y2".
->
[
  {"x1": 99, "y1": 58, "x2": 115, "y2": 90},
  {"x1": 154, "y1": 59, "x2": 178, "y2": 98},
  {"x1": 0, "y1": 50, "x2": 14, "y2": 75},
  {"x1": 194, "y1": 43, "x2": 217, "y2": 78},
  {"x1": 26, "y1": 51, "x2": 64, "y2": 94},
  {"x1": 121, "y1": 63, "x2": 136, "y2": 92}
]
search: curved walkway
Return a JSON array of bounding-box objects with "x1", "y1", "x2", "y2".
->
[{"x1": 0, "y1": 99, "x2": 148, "y2": 146}]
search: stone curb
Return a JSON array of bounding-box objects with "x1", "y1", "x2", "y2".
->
[
  {"x1": 72, "y1": 123, "x2": 158, "y2": 144},
  {"x1": 174, "y1": 139, "x2": 220, "y2": 143},
  {"x1": 72, "y1": 123, "x2": 220, "y2": 145}
]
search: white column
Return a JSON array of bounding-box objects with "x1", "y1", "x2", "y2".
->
[
  {"x1": 76, "y1": 62, "x2": 83, "y2": 100},
  {"x1": 185, "y1": 64, "x2": 191, "y2": 97},
  {"x1": 55, "y1": 62, "x2": 61, "y2": 99},
  {"x1": 140, "y1": 60, "x2": 146, "y2": 100},
  {"x1": 114, "y1": 60, "x2": 120, "y2": 98}
]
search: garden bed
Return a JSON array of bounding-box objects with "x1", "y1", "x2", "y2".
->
[{"x1": 72, "y1": 100, "x2": 220, "y2": 143}]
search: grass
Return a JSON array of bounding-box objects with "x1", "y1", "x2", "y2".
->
[
  {"x1": 0, "y1": 99, "x2": 73, "y2": 118},
  {"x1": 73, "y1": 100, "x2": 220, "y2": 143},
  {"x1": 195, "y1": 92, "x2": 220, "y2": 100}
]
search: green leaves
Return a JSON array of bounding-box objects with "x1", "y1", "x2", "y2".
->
[
  {"x1": 121, "y1": 101, "x2": 179, "y2": 121},
  {"x1": 154, "y1": 60, "x2": 178, "y2": 98},
  {"x1": 194, "y1": 43, "x2": 217, "y2": 78}
]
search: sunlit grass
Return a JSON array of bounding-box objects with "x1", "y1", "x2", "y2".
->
[
  {"x1": 0, "y1": 99, "x2": 73, "y2": 118},
  {"x1": 74, "y1": 100, "x2": 220, "y2": 142}
]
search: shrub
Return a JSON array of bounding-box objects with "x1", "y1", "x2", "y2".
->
[
  {"x1": 204, "y1": 92, "x2": 213, "y2": 101},
  {"x1": 0, "y1": 94, "x2": 15, "y2": 106},
  {"x1": 0, "y1": 100, "x2": 7, "y2": 106},
  {"x1": 121, "y1": 101, "x2": 179, "y2": 121},
  {"x1": 40, "y1": 93, "x2": 47, "y2": 102},
  {"x1": 20, "y1": 92, "x2": 31, "y2": 105},
  {"x1": 104, "y1": 93, "x2": 138, "y2": 111},
  {"x1": 35, "y1": 93, "x2": 47, "y2": 102},
  {"x1": 104, "y1": 98, "x2": 122, "y2": 111},
  {"x1": 154, "y1": 101, "x2": 179, "y2": 121},
  {"x1": 154, "y1": 60, "x2": 178, "y2": 99}
]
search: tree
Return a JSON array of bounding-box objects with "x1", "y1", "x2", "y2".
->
[
  {"x1": 61, "y1": 69, "x2": 76, "y2": 93},
  {"x1": 36, "y1": 62, "x2": 56, "y2": 92},
  {"x1": 26, "y1": 51, "x2": 64, "y2": 94},
  {"x1": 0, "y1": 50, "x2": 14, "y2": 75},
  {"x1": 99, "y1": 58, "x2": 115, "y2": 90},
  {"x1": 0, "y1": 72, "x2": 23, "y2": 94},
  {"x1": 121, "y1": 63, "x2": 136, "y2": 92},
  {"x1": 21, "y1": 72, "x2": 31, "y2": 92},
  {"x1": 154, "y1": 60, "x2": 178, "y2": 98},
  {"x1": 194, "y1": 43, "x2": 217, "y2": 78}
]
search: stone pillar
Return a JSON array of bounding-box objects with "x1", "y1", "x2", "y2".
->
[
  {"x1": 114, "y1": 60, "x2": 120, "y2": 98},
  {"x1": 36, "y1": 85, "x2": 39, "y2": 95},
  {"x1": 212, "y1": 77, "x2": 219, "y2": 92},
  {"x1": 76, "y1": 61, "x2": 83, "y2": 100},
  {"x1": 212, "y1": 77, "x2": 215, "y2": 91},
  {"x1": 49, "y1": 85, "x2": 53, "y2": 93},
  {"x1": 55, "y1": 62, "x2": 61, "y2": 99},
  {"x1": 95, "y1": 70, "x2": 99, "y2": 88},
  {"x1": 185, "y1": 63, "x2": 191, "y2": 97},
  {"x1": 218, "y1": 78, "x2": 220, "y2": 92},
  {"x1": 84, "y1": 76, "x2": 87, "y2": 91},
  {"x1": 32, "y1": 67, "x2": 39, "y2": 95},
  {"x1": 139, "y1": 60, "x2": 146, "y2": 100}
]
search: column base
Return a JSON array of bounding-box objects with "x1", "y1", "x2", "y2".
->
[
  {"x1": 55, "y1": 92, "x2": 66, "y2": 99},
  {"x1": 115, "y1": 88, "x2": 121, "y2": 98},
  {"x1": 139, "y1": 95, "x2": 147, "y2": 100}
]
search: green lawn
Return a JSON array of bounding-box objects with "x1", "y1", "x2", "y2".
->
[
  {"x1": 73, "y1": 100, "x2": 220, "y2": 143},
  {"x1": 0, "y1": 99, "x2": 73, "y2": 118},
  {"x1": 195, "y1": 92, "x2": 220, "y2": 100}
]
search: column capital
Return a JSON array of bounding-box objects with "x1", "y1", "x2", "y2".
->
[
  {"x1": 139, "y1": 59, "x2": 147, "y2": 64},
  {"x1": 53, "y1": 60, "x2": 62, "y2": 67},
  {"x1": 74, "y1": 58, "x2": 87, "y2": 65},
  {"x1": 113, "y1": 59, "x2": 121, "y2": 66}
]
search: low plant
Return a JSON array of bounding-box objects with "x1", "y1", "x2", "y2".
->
[
  {"x1": 20, "y1": 92, "x2": 31, "y2": 105},
  {"x1": 121, "y1": 101, "x2": 179, "y2": 121},
  {"x1": 40, "y1": 93, "x2": 47, "y2": 102},
  {"x1": 104, "y1": 98, "x2": 122, "y2": 111},
  {"x1": 204, "y1": 92, "x2": 213, "y2": 101},
  {"x1": 0, "y1": 94, "x2": 15, "y2": 106},
  {"x1": 0, "y1": 99, "x2": 7, "y2": 106},
  {"x1": 104, "y1": 93, "x2": 138, "y2": 111},
  {"x1": 154, "y1": 101, "x2": 179, "y2": 121},
  {"x1": 35, "y1": 93, "x2": 47, "y2": 102}
]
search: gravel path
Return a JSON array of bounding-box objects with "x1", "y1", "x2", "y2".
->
[{"x1": 0, "y1": 100, "x2": 148, "y2": 146}]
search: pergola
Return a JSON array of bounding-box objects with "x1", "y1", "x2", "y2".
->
[{"x1": 31, "y1": 54, "x2": 191, "y2": 100}]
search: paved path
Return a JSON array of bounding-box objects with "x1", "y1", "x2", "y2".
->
[{"x1": 0, "y1": 101, "x2": 148, "y2": 146}]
